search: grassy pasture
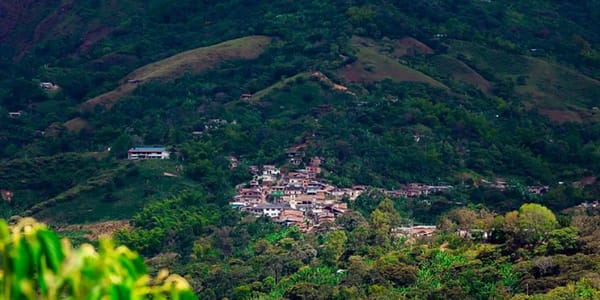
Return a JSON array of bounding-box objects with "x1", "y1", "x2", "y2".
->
[{"x1": 81, "y1": 35, "x2": 272, "y2": 111}]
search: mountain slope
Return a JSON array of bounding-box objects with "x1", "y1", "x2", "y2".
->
[
  {"x1": 447, "y1": 39, "x2": 600, "y2": 122},
  {"x1": 429, "y1": 54, "x2": 493, "y2": 94},
  {"x1": 1, "y1": 1, "x2": 600, "y2": 299},
  {"x1": 339, "y1": 41, "x2": 447, "y2": 89},
  {"x1": 81, "y1": 35, "x2": 272, "y2": 111}
]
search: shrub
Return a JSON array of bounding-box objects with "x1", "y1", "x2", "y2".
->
[{"x1": 0, "y1": 218, "x2": 196, "y2": 300}]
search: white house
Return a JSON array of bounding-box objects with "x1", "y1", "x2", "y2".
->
[
  {"x1": 245, "y1": 203, "x2": 286, "y2": 218},
  {"x1": 263, "y1": 165, "x2": 281, "y2": 176},
  {"x1": 39, "y1": 82, "x2": 58, "y2": 90},
  {"x1": 127, "y1": 147, "x2": 170, "y2": 160}
]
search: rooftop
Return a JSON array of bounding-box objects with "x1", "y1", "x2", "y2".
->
[
  {"x1": 129, "y1": 146, "x2": 167, "y2": 152},
  {"x1": 251, "y1": 203, "x2": 288, "y2": 210}
]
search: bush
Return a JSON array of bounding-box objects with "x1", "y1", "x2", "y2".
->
[{"x1": 0, "y1": 218, "x2": 196, "y2": 300}]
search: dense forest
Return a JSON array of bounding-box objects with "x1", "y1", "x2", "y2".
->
[{"x1": 1, "y1": 0, "x2": 600, "y2": 298}]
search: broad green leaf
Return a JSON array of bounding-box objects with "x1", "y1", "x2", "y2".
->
[{"x1": 37, "y1": 230, "x2": 64, "y2": 273}]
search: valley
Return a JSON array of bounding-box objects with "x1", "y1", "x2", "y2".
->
[{"x1": 1, "y1": 0, "x2": 600, "y2": 299}]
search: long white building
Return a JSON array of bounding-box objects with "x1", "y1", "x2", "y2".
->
[{"x1": 127, "y1": 147, "x2": 170, "y2": 160}]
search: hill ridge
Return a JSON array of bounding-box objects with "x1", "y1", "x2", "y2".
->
[{"x1": 80, "y1": 35, "x2": 272, "y2": 111}]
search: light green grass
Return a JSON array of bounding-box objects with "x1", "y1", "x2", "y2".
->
[{"x1": 339, "y1": 44, "x2": 447, "y2": 89}]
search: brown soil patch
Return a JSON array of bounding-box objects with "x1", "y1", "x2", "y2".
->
[
  {"x1": 352, "y1": 36, "x2": 376, "y2": 47},
  {"x1": 75, "y1": 26, "x2": 113, "y2": 54},
  {"x1": 574, "y1": 176, "x2": 597, "y2": 188},
  {"x1": 64, "y1": 117, "x2": 90, "y2": 133},
  {"x1": 146, "y1": 252, "x2": 180, "y2": 269},
  {"x1": 44, "y1": 122, "x2": 64, "y2": 137},
  {"x1": 440, "y1": 241, "x2": 449, "y2": 251},
  {"x1": 393, "y1": 37, "x2": 434, "y2": 57},
  {"x1": 81, "y1": 83, "x2": 137, "y2": 110},
  {"x1": 538, "y1": 108, "x2": 582, "y2": 124},
  {"x1": 57, "y1": 220, "x2": 130, "y2": 240}
]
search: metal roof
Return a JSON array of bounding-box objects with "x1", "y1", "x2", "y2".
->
[{"x1": 129, "y1": 147, "x2": 166, "y2": 151}]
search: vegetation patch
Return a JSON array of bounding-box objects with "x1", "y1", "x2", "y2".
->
[
  {"x1": 338, "y1": 42, "x2": 446, "y2": 89},
  {"x1": 250, "y1": 73, "x2": 312, "y2": 102},
  {"x1": 393, "y1": 36, "x2": 434, "y2": 57},
  {"x1": 56, "y1": 220, "x2": 130, "y2": 241},
  {"x1": 251, "y1": 71, "x2": 352, "y2": 102},
  {"x1": 447, "y1": 39, "x2": 600, "y2": 119},
  {"x1": 430, "y1": 55, "x2": 493, "y2": 94},
  {"x1": 31, "y1": 160, "x2": 201, "y2": 225},
  {"x1": 517, "y1": 57, "x2": 600, "y2": 110},
  {"x1": 63, "y1": 117, "x2": 90, "y2": 132},
  {"x1": 537, "y1": 108, "x2": 583, "y2": 124},
  {"x1": 351, "y1": 36, "x2": 434, "y2": 58},
  {"x1": 81, "y1": 35, "x2": 272, "y2": 110}
]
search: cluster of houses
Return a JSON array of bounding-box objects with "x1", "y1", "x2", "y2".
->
[
  {"x1": 579, "y1": 201, "x2": 600, "y2": 209},
  {"x1": 230, "y1": 157, "x2": 354, "y2": 231},
  {"x1": 122, "y1": 142, "x2": 554, "y2": 236},
  {"x1": 392, "y1": 225, "x2": 438, "y2": 238},
  {"x1": 478, "y1": 178, "x2": 550, "y2": 195},
  {"x1": 229, "y1": 143, "x2": 556, "y2": 234},
  {"x1": 380, "y1": 183, "x2": 453, "y2": 198},
  {"x1": 229, "y1": 152, "x2": 462, "y2": 232},
  {"x1": 192, "y1": 119, "x2": 238, "y2": 138}
]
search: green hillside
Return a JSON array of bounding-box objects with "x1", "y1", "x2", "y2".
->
[
  {"x1": 338, "y1": 38, "x2": 447, "y2": 89},
  {"x1": 429, "y1": 54, "x2": 493, "y2": 94},
  {"x1": 81, "y1": 35, "x2": 272, "y2": 110},
  {"x1": 31, "y1": 160, "x2": 202, "y2": 224},
  {"x1": 447, "y1": 39, "x2": 600, "y2": 122}
]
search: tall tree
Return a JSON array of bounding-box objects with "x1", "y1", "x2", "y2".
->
[{"x1": 517, "y1": 203, "x2": 558, "y2": 246}]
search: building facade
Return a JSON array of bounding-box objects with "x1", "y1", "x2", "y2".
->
[{"x1": 127, "y1": 147, "x2": 170, "y2": 160}]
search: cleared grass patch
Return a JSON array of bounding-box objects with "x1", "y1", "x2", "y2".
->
[
  {"x1": 251, "y1": 73, "x2": 312, "y2": 102},
  {"x1": 430, "y1": 55, "x2": 493, "y2": 94},
  {"x1": 448, "y1": 39, "x2": 530, "y2": 75},
  {"x1": 64, "y1": 117, "x2": 90, "y2": 132},
  {"x1": 447, "y1": 39, "x2": 600, "y2": 123},
  {"x1": 351, "y1": 36, "x2": 433, "y2": 58},
  {"x1": 338, "y1": 44, "x2": 447, "y2": 89},
  {"x1": 250, "y1": 71, "x2": 352, "y2": 103},
  {"x1": 517, "y1": 57, "x2": 600, "y2": 109},
  {"x1": 81, "y1": 35, "x2": 272, "y2": 110},
  {"x1": 56, "y1": 220, "x2": 130, "y2": 241}
]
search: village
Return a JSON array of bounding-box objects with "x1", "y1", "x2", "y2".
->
[
  {"x1": 0, "y1": 142, "x2": 551, "y2": 236},
  {"x1": 229, "y1": 155, "x2": 354, "y2": 232},
  {"x1": 227, "y1": 144, "x2": 552, "y2": 234}
]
